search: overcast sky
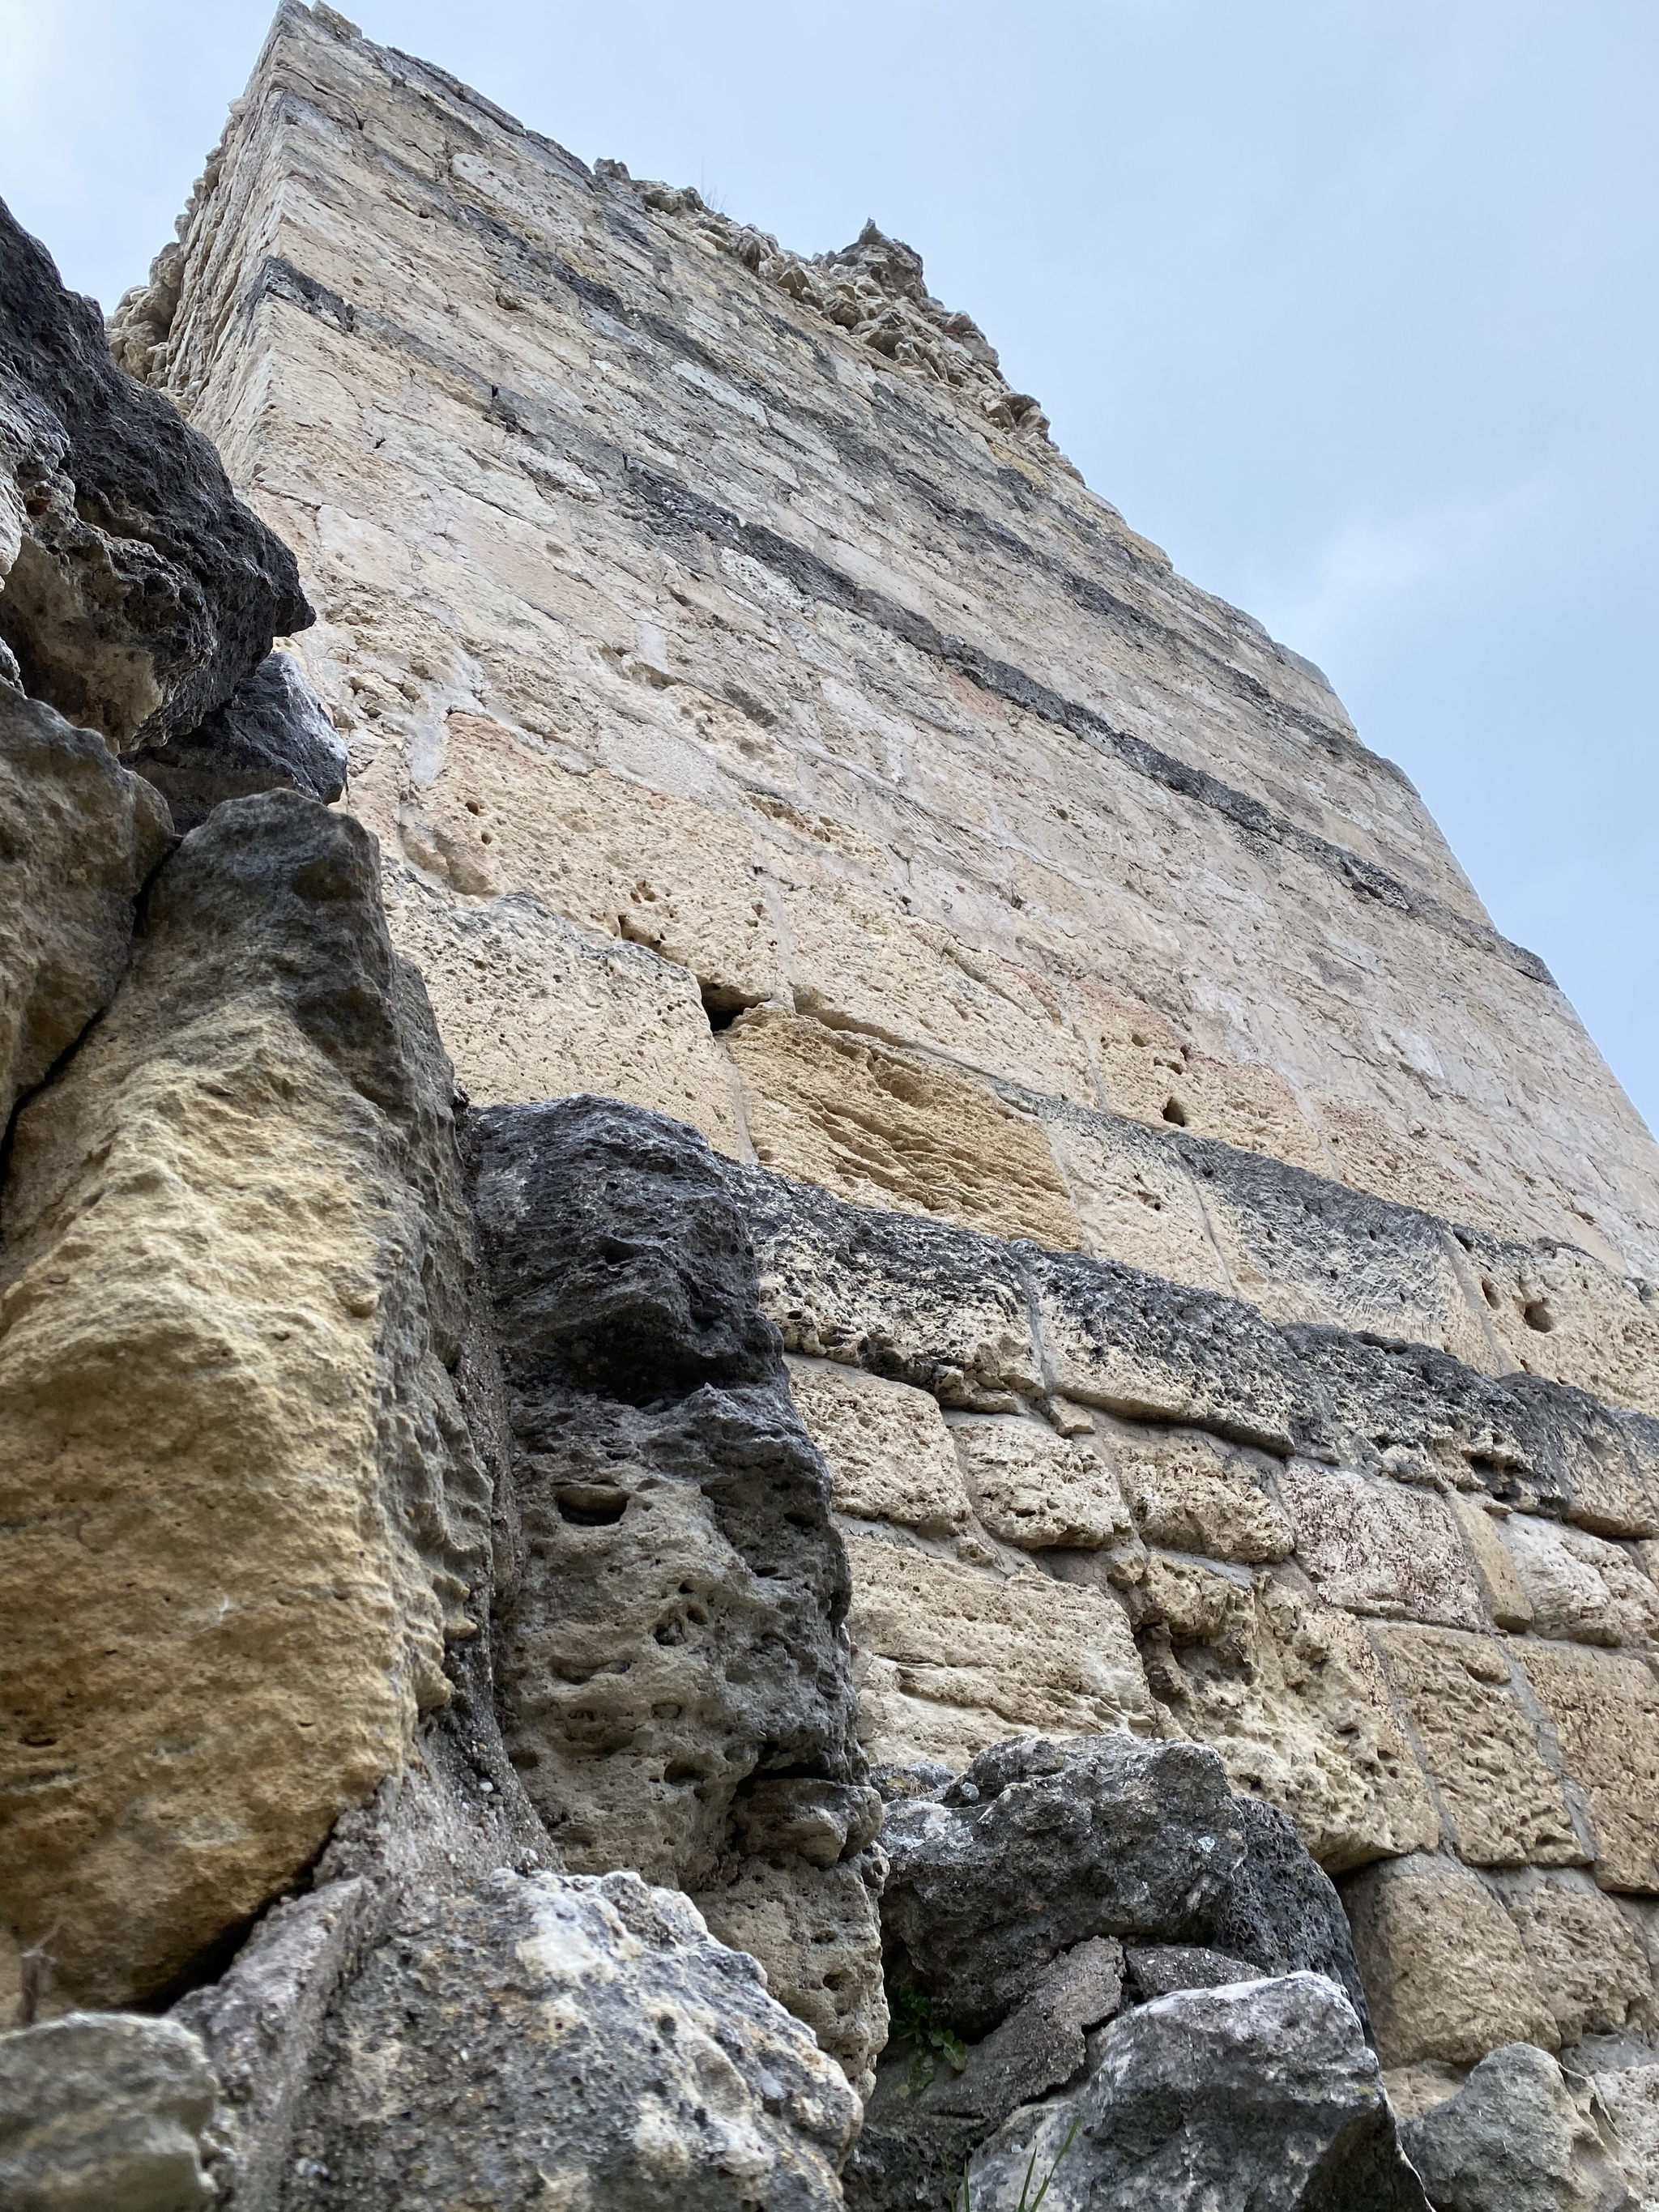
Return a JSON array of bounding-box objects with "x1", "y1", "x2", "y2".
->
[{"x1": 4, "y1": 1, "x2": 1656, "y2": 1133}]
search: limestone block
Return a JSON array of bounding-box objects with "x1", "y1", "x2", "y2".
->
[
  {"x1": 1110, "y1": 1422, "x2": 1294, "y2": 1563},
  {"x1": 842, "y1": 1532, "x2": 1154, "y2": 1766},
  {"x1": 692, "y1": 1848, "x2": 889, "y2": 2095},
  {"x1": 1499, "y1": 1375, "x2": 1659, "y2": 1540},
  {"x1": 727, "y1": 1008, "x2": 1082, "y2": 1245},
  {"x1": 1368, "y1": 1626, "x2": 1581, "y2": 1869},
  {"x1": 736, "y1": 1167, "x2": 1044, "y2": 1404},
  {"x1": 282, "y1": 1869, "x2": 859, "y2": 2210},
  {"x1": 1449, "y1": 1491, "x2": 1536, "y2": 1630},
  {"x1": 1142, "y1": 1565, "x2": 1439, "y2": 1871},
  {"x1": 1513, "y1": 1643, "x2": 1659, "y2": 1892},
  {"x1": 1499, "y1": 1875, "x2": 1655, "y2": 2045},
  {"x1": 786, "y1": 1356, "x2": 973, "y2": 1536},
  {"x1": 1461, "y1": 1226, "x2": 1659, "y2": 1419},
  {"x1": 0, "y1": 2012, "x2": 216, "y2": 2212},
  {"x1": 382, "y1": 864, "x2": 745, "y2": 1153},
  {"x1": 1399, "y1": 2040, "x2": 1640, "y2": 2212},
  {"x1": 1032, "y1": 1249, "x2": 1316, "y2": 1453},
  {"x1": 1278, "y1": 1464, "x2": 1488, "y2": 1630},
  {"x1": 1025, "y1": 1098, "x2": 1233, "y2": 1293},
  {"x1": 0, "y1": 794, "x2": 488, "y2": 2010},
  {"x1": 949, "y1": 1413, "x2": 1132, "y2": 1549},
  {"x1": 0, "y1": 688, "x2": 173, "y2": 1127},
  {"x1": 1341, "y1": 1856, "x2": 1559, "y2": 2067},
  {"x1": 1499, "y1": 1515, "x2": 1659, "y2": 1647}
]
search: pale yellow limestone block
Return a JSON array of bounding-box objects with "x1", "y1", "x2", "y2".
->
[
  {"x1": 948, "y1": 1414, "x2": 1132, "y2": 1550},
  {"x1": 1277, "y1": 1466, "x2": 1487, "y2": 1631},
  {"x1": 1140, "y1": 1562, "x2": 1438, "y2": 1871},
  {"x1": 842, "y1": 1532, "x2": 1154, "y2": 1767},
  {"x1": 1342, "y1": 1857, "x2": 1559, "y2": 2067},
  {"x1": 1367, "y1": 1626, "x2": 1582, "y2": 1869},
  {"x1": 1447, "y1": 1493, "x2": 1534, "y2": 1630},
  {"x1": 1465, "y1": 1238, "x2": 1659, "y2": 1418},
  {"x1": 785, "y1": 1358, "x2": 972, "y2": 1536},
  {"x1": 1111, "y1": 1426, "x2": 1294, "y2": 1565},
  {"x1": 1500, "y1": 1877, "x2": 1655, "y2": 2044},
  {"x1": 1513, "y1": 1641, "x2": 1659, "y2": 1891},
  {"x1": 1499, "y1": 1515, "x2": 1659, "y2": 1648},
  {"x1": 727, "y1": 1010, "x2": 1081, "y2": 1247},
  {"x1": 1034, "y1": 1110, "x2": 1233, "y2": 1292}
]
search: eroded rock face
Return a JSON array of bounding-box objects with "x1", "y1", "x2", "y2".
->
[
  {"x1": 0, "y1": 198, "x2": 310, "y2": 748},
  {"x1": 131, "y1": 650, "x2": 347, "y2": 832},
  {"x1": 1399, "y1": 2041, "x2": 1637, "y2": 2212},
  {"x1": 0, "y1": 687, "x2": 173, "y2": 1127},
  {"x1": 0, "y1": 2011, "x2": 216, "y2": 2212},
  {"x1": 0, "y1": 791, "x2": 488, "y2": 2011},
  {"x1": 282, "y1": 1869, "x2": 861, "y2": 2210}
]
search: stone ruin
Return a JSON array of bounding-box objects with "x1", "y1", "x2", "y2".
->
[{"x1": 4, "y1": 4, "x2": 1659, "y2": 2206}]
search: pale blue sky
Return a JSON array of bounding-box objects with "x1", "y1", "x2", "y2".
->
[{"x1": 4, "y1": 2, "x2": 1655, "y2": 1130}]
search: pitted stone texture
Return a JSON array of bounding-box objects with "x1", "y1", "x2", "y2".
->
[
  {"x1": 1026, "y1": 1097, "x2": 1234, "y2": 1293},
  {"x1": 1138, "y1": 1563, "x2": 1439, "y2": 1872},
  {"x1": 1461, "y1": 1226, "x2": 1659, "y2": 1422},
  {"x1": 1277, "y1": 1464, "x2": 1489, "y2": 1630},
  {"x1": 728, "y1": 1009, "x2": 1083, "y2": 1247},
  {"x1": 282, "y1": 1869, "x2": 859, "y2": 2210},
  {"x1": 382, "y1": 867, "x2": 746, "y2": 1153},
  {"x1": 0, "y1": 688, "x2": 173, "y2": 1126},
  {"x1": 1368, "y1": 1626, "x2": 1582, "y2": 1869},
  {"x1": 843, "y1": 1534, "x2": 1154, "y2": 1767},
  {"x1": 1449, "y1": 1494, "x2": 1537, "y2": 1630},
  {"x1": 692, "y1": 1847, "x2": 888, "y2": 2095},
  {"x1": 786, "y1": 1357, "x2": 974, "y2": 1536},
  {"x1": 965, "y1": 1973, "x2": 1430, "y2": 2212},
  {"x1": 1110, "y1": 1423, "x2": 1294, "y2": 1564},
  {"x1": 0, "y1": 2011, "x2": 216, "y2": 2212},
  {"x1": 1499, "y1": 1516, "x2": 1659, "y2": 1647},
  {"x1": 0, "y1": 197, "x2": 309, "y2": 747},
  {"x1": 1123, "y1": 1942, "x2": 1257, "y2": 1997},
  {"x1": 949, "y1": 1413, "x2": 1133, "y2": 1550},
  {"x1": 130, "y1": 650, "x2": 346, "y2": 831},
  {"x1": 1341, "y1": 1856, "x2": 1559, "y2": 2067},
  {"x1": 879, "y1": 1734, "x2": 1366, "y2": 2039},
  {"x1": 1512, "y1": 1643, "x2": 1659, "y2": 1892},
  {"x1": 1499, "y1": 1877, "x2": 1655, "y2": 2046},
  {"x1": 0, "y1": 792, "x2": 488, "y2": 2010},
  {"x1": 1399, "y1": 2041, "x2": 1639, "y2": 2212}
]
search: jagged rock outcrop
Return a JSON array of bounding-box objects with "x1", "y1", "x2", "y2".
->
[
  {"x1": 0, "y1": 791, "x2": 490, "y2": 2013},
  {"x1": 1399, "y1": 2042, "x2": 1637, "y2": 2212},
  {"x1": 0, "y1": 2012, "x2": 217, "y2": 2211},
  {"x1": 0, "y1": 197, "x2": 310, "y2": 748},
  {"x1": 131, "y1": 649, "x2": 348, "y2": 831}
]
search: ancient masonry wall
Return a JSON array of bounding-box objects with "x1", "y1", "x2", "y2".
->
[{"x1": 108, "y1": 0, "x2": 1659, "y2": 2082}]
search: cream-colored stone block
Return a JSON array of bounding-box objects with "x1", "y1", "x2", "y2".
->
[
  {"x1": 727, "y1": 1010, "x2": 1081, "y2": 1247},
  {"x1": 1464, "y1": 1234, "x2": 1659, "y2": 1419},
  {"x1": 1341, "y1": 1857, "x2": 1559, "y2": 2067},
  {"x1": 1278, "y1": 1465, "x2": 1487, "y2": 1630},
  {"x1": 1368, "y1": 1626, "x2": 1582, "y2": 1869},
  {"x1": 1032, "y1": 1104, "x2": 1232, "y2": 1293},
  {"x1": 785, "y1": 1357, "x2": 972, "y2": 1536},
  {"x1": 1499, "y1": 1875, "x2": 1655, "y2": 2045},
  {"x1": 1499, "y1": 1515, "x2": 1659, "y2": 1648},
  {"x1": 1140, "y1": 1562, "x2": 1439, "y2": 1872},
  {"x1": 1514, "y1": 1641, "x2": 1659, "y2": 1893},
  {"x1": 380, "y1": 867, "x2": 744, "y2": 1150},
  {"x1": 1109, "y1": 1425, "x2": 1294, "y2": 1565},
  {"x1": 1447, "y1": 1493, "x2": 1534, "y2": 1631},
  {"x1": 842, "y1": 1532, "x2": 1154, "y2": 1767},
  {"x1": 947, "y1": 1413, "x2": 1132, "y2": 1550}
]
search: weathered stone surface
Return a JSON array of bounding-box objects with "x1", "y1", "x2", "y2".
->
[
  {"x1": 1110, "y1": 1421, "x2": 1294, "y2": 1563},
  {"x1": 879, "y1": 1734, "x2": 1366, "y2": 2038},
  {"x1": 949, "y1": 1413, "x2": 1133, "y2": 1550},
  {"x1": 787, "y1": 1355, "x2": 974, "y2": 1536},
  {"x1": 1499, "y1": 1515, "x2": 1659, "y2": 1647},
  {"x1": 0, "y1": 2011, "x2": 216, "y2": 2212},
  {"x1": 1449, "y1": 1493, "x2": 1537, "y2": 1630},
  {"x1": 0, "y1": 686, "x2": 173, "y2": 1126},
  {"x1": 0, "y1": 791, "x2": 488, "y2": 2010},
  {"x1": 1460, "y1": 1225, "x2": 1659, "y2": 1421},
  {"x1": 1138, "y1": 1563, "x2": 1439, "y2": 1871},
  {"x1": 1399, "y1": 2040, "x2": 1638, "y2": 2212},
  {"x1": 1513, "y1": 1643, "x2": 1659, "y2": 1892},
  {"x1": 283, "y1": 1869, "x2": 860, "y2": 2210},
  {"x1": 1498, "y1": 1875, "x2": 1655, "y2": 2046},
  {"x1": 1592, "y1": 2066, "x2": 1659, "y2": 2209},
  {"x1": 1278, "y1": 1463, "x2": 1489, "y2": 1629},
  {"x1": 844, "y1": 1535, "x2": 1154, "y2": 1766},
  {"x1": 1341, "y1": 1856, "x2": 1559, "y2": 2067},
  {"x1": 966, "y1": 1973, "x2": 1430, "y2": 2211},
  {"x1": 130, "y1": 649, "x2": 346, "y2": 831},
  {"x1": 729, "y1": 1009, "x2": 1084, "y2": 1246},
  {"x1": 0, "y1": 197, "x2": 309, "y2": 747},
  {"x1": 1369, "y1": 1626, "x2": 1583, "y2": 1868},
  {"x1": 1123, "y1": 1941, "x2": 1258, "y2": 1997},
  {"x1": 1027, "y1": 1097, "x2": 1235, "y2": 1293}
]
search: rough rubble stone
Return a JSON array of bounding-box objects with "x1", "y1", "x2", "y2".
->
[
  {"x1": 1122, "y1": 1942, "x2": 1258, "y2": 1997},
  {"x1": 0, "y1": 686, "x2": 173, "y2": 1127},
  {"x1": 0, "y1": 198, "x2": 310, "y2": 748},
  {"x1": 1399, "y1": 2040, "x2": 1638, "y2": 2212},
  {"x1": 130, "y1": 649, "x2": 347, "y2": 831},
  {"x1": 965, "y1": 1973, "x2": 1430, "y2": 2212},
  {"x1": 0, "y1": 2011, "x2": 216, "y2": 2212},
  {"x1": 879, "y1": 1733, "x2": 1366, "y2": 2038},
  {"x1": 281, "y1": 1868, "x2": 861, "y2": 2210},
  {"x1": 0, "y1": 791, "x2": 489, "y2": 2010}
]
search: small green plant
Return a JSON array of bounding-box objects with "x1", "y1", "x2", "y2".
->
[
  {"x1": 957, "y1": 2113, "x2": 1080, "y2": 2212},
  {"x1": 889, "y1": 1984, "x2": 967, "y2": 2097}
]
